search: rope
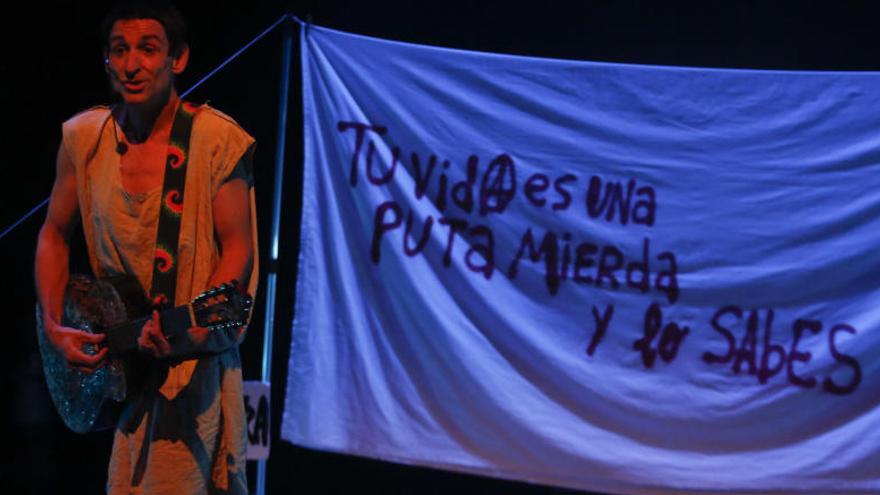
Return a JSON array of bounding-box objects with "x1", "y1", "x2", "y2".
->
[{"x1": 0, "y1": 198, "x2": 49, "y2": 239}]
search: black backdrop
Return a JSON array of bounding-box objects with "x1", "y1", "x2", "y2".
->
[{"x1": 4, "y1": 1, "x2": 880, "y2": 493}]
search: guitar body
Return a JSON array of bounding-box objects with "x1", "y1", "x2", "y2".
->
[
  {"x1": 35, "y1": 275, "x2": 145, "y2": 433},
  {"x1": 36, "y1": 274, "x2": 251, "y2": 434}
]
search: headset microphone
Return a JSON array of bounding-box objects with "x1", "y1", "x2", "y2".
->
[{"x1": 110, "y1": 110, "x2": 128, "y2": 155}]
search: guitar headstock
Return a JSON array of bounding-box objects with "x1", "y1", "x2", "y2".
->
[{"x1": 191, "y1": 280, "x2": 253, "y2": 331}]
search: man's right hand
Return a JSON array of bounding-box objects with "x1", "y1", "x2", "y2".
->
[
  {"x1": 45, "y1": 323, "x2": 108, "y2": 373},
  {"x1": 37, "y1": 143, "x2": 106, "y2": 374}
]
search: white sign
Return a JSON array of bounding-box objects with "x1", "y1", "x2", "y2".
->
[{"x1": 244, "y1": 380, "x2": 270, "y2": 460}]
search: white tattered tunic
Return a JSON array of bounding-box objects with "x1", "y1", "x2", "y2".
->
[{"x1": 61, "y1": 105, "x2": 258, "y2": 495}]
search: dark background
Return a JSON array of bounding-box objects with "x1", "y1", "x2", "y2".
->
[{"x1": 4, "y1": 1, "x2": 880, "y2": 493}]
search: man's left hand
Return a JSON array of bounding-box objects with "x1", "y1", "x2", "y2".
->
[{"x1": 137, "y1": 310, "x2": 172, "y2": 358}]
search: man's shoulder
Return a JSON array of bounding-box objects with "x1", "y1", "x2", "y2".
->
[
  {"x1": 63, "y1": 105, "x2": 111, "y2": 131},
  {"x1": 61, "y1": 106, "x2": 112, "y2": 162},
  {"x1": 188, "y1": 104, "x2": 256, "y2": 186},
  {"x1": 192, "y1": 104, "x2": 255, "y2": 158},
  {"x1": 194, "y1": 104, "x2": 251, "y2": 137}
]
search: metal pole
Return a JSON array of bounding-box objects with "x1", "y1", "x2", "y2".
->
[{"x1": 257, "y1": 14, "x2": 295, "y2": 495}]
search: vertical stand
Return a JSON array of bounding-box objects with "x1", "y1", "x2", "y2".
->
[{"x1": 256, "y1": 14, "x2": 295, "y2": 495}]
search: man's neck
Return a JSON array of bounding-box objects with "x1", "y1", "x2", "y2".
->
[{"x1": 118, "y1": 90, "x2": 180, "y2": 144}]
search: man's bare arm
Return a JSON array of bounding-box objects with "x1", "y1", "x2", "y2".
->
[
  {"x1": 187, "y1": 177, "x2": 254, "y2": 353},
  {"x1": 208, "y1": 177, "x2": 254, "y2": 292},
  {"x1": 35, "y1": 144, "x2": 107, "y2": 371}
]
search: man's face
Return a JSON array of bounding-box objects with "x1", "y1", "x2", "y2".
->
[{"x1": 106, "y1": 19, "x2": 186, "y2": 106}]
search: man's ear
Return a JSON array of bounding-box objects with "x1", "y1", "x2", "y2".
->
[{"x1": 171, "y1": 44, "x2": 189, "y2": 75}]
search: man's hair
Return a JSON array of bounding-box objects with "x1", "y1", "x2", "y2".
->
[{"x1": 101, "y1": 1, "x2": 188, "y2": 58}]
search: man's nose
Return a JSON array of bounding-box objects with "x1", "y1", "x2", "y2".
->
[{"x1": 123, "y1": 54, "x2": 141, "y2": 78}]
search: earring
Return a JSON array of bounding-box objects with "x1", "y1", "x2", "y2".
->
[{"x1": 104, "y1": 58, "x2": 109, "y2": 65}]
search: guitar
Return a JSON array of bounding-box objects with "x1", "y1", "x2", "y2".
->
[{"x1": 35, "y1": 274, "x2": 253, "y2": 433}]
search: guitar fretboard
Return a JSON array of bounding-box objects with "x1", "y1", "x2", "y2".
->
[{"x1": 104, "y1": 305, "x2": 193, "y2": 356}]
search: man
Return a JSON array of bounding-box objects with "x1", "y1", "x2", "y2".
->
[{"x1": 34, "y1": 3, "x2": 257, "y2": 493}]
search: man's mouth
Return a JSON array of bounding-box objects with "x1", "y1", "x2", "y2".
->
[{"x1": 122, "y1": 80, "x2": 146, "y2": 92}]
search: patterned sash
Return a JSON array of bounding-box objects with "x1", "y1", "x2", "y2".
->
[{"x1": 149, "y1": 101, "x2": 201, "y2": 308}]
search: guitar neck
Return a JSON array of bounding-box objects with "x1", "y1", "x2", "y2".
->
[{"x1": 104, "y1": 304, "x2": 194, "y2": 356}]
